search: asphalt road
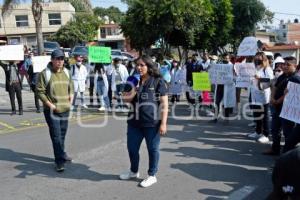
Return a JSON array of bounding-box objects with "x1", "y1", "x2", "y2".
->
[{"x1": 0, "y1": 84, "x2": 276, "y2": 200}]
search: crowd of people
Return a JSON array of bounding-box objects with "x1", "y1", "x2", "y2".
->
[{"x1": 2, "y1": 47, "x2": 300, "y2": 195}]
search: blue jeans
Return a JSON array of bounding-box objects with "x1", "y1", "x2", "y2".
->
[
  {"x1": 127, "y1": 124, "x2": 160, "y2": 176},
  {"x1": 97, "y1": 80, "x2": 110, "y2": 108},
  {"x1": 44, "y1": 109, "x2": 70, "y2": 165}
]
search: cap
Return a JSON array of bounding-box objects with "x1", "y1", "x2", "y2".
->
[
  {"x1": 274, "y1": 56, "x2": 285, "y2": 64},
  {"x1": 51, "y1": 49, "x2": 65, "y2": 59}
]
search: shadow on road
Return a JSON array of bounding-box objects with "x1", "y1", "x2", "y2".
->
[{"x1": 0, "y1": 148, "x2": 119, "y2": 182}]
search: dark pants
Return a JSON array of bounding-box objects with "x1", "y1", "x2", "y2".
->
[
  {"x1": 251, "y1": 104, "x2": 270, "y2": 137},
  {"x1": 89, "y1": 76, "x2": 100, "y2": 105},
  {"x1": 115, "y1": 83, "x2": 125, "y2": 108},
  {"x1": 44, "y1": 109, "x2": 70, "y2": 165},
  {"x1": 107, "y1": 75, "x2": 113, "y2": 107},
  {"x1": 171, "y1": 95, "x2": 180, "y2": 103},
  {"x1": 8, "y1": 82, "x2": 22, "y2": 112},
  {"x1": 31, "y1": 85, "x2": 40, "y2": 111},
  {"x1": 283, "y1": 123, "x2": 300, "y2": 153},
  {"x1": 271, "y1": 111, "x2": 283, "y2": 153},
  {"x1": 127, "y1": 124, "x2": 160, "y2": 176}
]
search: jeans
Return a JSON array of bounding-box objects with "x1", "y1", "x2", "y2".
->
[
  {"x1": 97, "y1": 80, "x2": 110, "y2": 108},
  {"x1": 44, "y1": 110, "x2": 70, "y2": 165},
  {"x1": 127, "y1": 124, "x2": 160, "y2": 176}
]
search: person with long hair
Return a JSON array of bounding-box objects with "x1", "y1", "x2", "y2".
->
[{"x1": 119, "y1": 55, "x2": 168, "y2": 188}]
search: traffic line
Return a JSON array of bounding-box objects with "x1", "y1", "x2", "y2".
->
[{"x1": 0, "y1": 121, "x2": 16, "y2": 130}]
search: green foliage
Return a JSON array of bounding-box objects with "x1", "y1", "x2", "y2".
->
[
  {"x1": 93, "y1": 6, "x2": 124, "y2": 23},
  {"x1": 53, "y1": 0, "x2": 93, "y2": 13},
  {"x1": 49, "y1": 13, "x2": 101, "y2": 47}
]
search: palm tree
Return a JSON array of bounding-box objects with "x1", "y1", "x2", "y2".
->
[{"x1": 2, "y1": 0, "x2": 93, "y2": 55}]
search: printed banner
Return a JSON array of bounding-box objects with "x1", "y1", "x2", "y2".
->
[
  {"x1": 0, "y1": 45, "x2": 24, "y2": 61},
  {"x1": 192, "y1": 72, "x2": 211, "y2": 91},
  {"x1": 32, "y1": 56, "x2": 51, "y2": 73},
  {"x1": 280, "y1": 82, "x2": 300, "y2": 124},
  {"x1": 234, "y1": 63, "x2": 256, "y2": 88},
  {"x1": 88, "y1": 46, "x2": 111, "y2": 63},
  {"x1": 208, "y1": 64, "x2": 233, "y2": 85}
]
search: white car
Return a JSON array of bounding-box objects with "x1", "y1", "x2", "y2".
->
[{"x1": 111, "y1": 50, "x2": 127, "y2": 60}]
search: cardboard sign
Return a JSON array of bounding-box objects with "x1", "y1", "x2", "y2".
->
[
  {"x1": 0, "y1": 45, "x2": 24, "y2": 61},
  {"x1": 208, "y1": 64, "x2": 233, "y2": 85},
  {"x1": 192, "y1": 72, "x2": 211, "y2": 91},
  {"x1": 234, "y1": 63, "x2": 256, "y2": 88},
  {"x1": 32, "y1": 56, "x2": 51, "y2": 73},
  {"x1": 237, "y1": 36, "x2": 257, "y2": 56},
  {"x1": 280, "y1": 82, "x2": 300, "y2": 124},
  {"x1": 88, "y1": 46, "x2": 111, "y2": 63}
]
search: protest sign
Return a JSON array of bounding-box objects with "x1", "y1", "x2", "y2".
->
[
  {"x1": 192, "y1": 72, "x2": 211, "y2": 91},
  {"x1": 280, "y1": 82, "x2": 300, "y2": 124},
  {"x1": 88, "y1": 46, "x2": 111, "y2": 63},
  {"x1": 208, "y1": 64, "x2": 233, "y2": 85},
  {"x1": 32, "y1": 56, "x2": 51, "y2": 73},
  {"x1": 237, "y1": 36, "x2": 257, "y2": 56},
  {"x1": 0, "y1": 45, "x2": 24, "y2": 61},
  {"x1": 234, "y1": 63, "x2": 256, "y2": 88}
]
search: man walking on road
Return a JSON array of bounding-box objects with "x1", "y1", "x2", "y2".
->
[{"x1": 37, "y1": 49, "x2": 74, "y2": 172}]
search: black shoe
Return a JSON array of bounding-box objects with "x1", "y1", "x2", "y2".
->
[
  {"x1": 63, "y1": 155, "x2": 72, "y2": 162},
  {"x1": 19, "y1": 110, "x2": 23, "y2": 115},
  {"x1": 55, "y1": 163, "x2": 65, "y2": 172},
  {"x1": 11, "y1": 111, "x2": 17, "y2": 115}
]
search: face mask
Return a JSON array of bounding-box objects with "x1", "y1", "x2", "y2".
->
[
  {"x1": 116, "y1": 64, "x2": 120, "y2": 68},
  {"x1": 255, "y1": 60, "x2": 263, "y2": 66},
  {"x1": 76, "y1": 62, "x2": 82, "y2": 66},
  {"x1": 152, "y1": 58, "x2": 156, "y2": 62},
  {"x1": 275, "y1": 71, "x2": 283, "y2": 78}
]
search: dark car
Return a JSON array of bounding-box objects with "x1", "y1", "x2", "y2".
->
[
  {"x1": 71, "y1": 46, "x2": 88, "y2": 57},
  {"x1": 32, "y1": 41, "x2": 60, "y2": 55}
]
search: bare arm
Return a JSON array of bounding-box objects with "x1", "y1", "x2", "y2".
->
[{"x1": 159, "y1": 95, "x2": 168, "y2": 135}]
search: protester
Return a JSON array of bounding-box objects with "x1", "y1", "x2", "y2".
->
[
  {"x1": 119, "y1": 55, "x2": 168, "y2": 188},
  {"x1": 0, "y1": 60, "x2": 23, "y2": 115},
  {"x1": 27, "y1": 60, "x2": 41, "y2": 113},
  {"x1": 248, "y1": 52, "x2": 274, "y2": 144},
  {"x1": 169, "y1": 60, "x2": 185, "y2": 104},
  {"x1": 37, "y1": 49, "x2": 73, "y2": 172},
  {"x1": 71, "y1": 54, "x2": 88, "y2": 110},
  {"x1": 94, "y1": 63, "x2": 110, "y2": 111}
]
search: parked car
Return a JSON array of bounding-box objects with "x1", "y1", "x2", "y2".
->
[
  {"x1": 111, "y1": 49, "x2": 127, "y2": 60},
  {"x1": 121, "y1": 52, "x2": 135, "y2": 61},
  {"x1": 32, "y1": 41, "x2": 60, "y2": 55},
  {"x1": 70, "y1": 46, "x2": 88, "y2": 57}
]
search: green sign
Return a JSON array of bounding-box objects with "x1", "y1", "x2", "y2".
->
[
  {"x1": 88, "y1": 46, "x2": 111, "y2": 63},
  {"x1": 192, "y1": 72, "x2": 211, "y2": 91}
]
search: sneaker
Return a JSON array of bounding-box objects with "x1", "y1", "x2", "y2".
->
[
  {"x1": 55, "y1": 163, "x2": 65, "y2": 172},
  {"x1": 98, "y1": 107, "x2": 106, "y2": 111},
  {"x1": 63, "y1": 154, "x2": 72, "y2": 162},
  {"x1": 119, "y1": 170, "x2": 140, "y2": 180},
  {"x1": 140, "y1": 176, "x2": 157, "y2": 188},
  {"x1": 248, "y1": 122, "x2": 256, "y2": 127},
  {"x1": 82, "y1": 104, "x2": 88, "y2": 109},
  {"x1": 247, "y1": 132, "x2": 260, "y2": 139},
  {"x1": 205, "y1": 110, "x2": 215, "y2": 117},
  {"x1": 257, "y1": 135, "x2": 270, "y2": 144}
]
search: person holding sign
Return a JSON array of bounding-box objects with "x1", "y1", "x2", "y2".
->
[
  {"x1": 0, "y1": 60, "x2": 23, "y2": 115},
  {"x1": 248, "y1": 52, "x2": 274, "y2": 144}
]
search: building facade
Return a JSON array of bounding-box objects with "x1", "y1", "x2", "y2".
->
[{"x1": 0, "y1": 2, "x2": 75, "y2": 48}]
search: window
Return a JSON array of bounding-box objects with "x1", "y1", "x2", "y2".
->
[
  {"x1": 282, "y1": 24, "x2": 286, "y2": 29},
  {"x1": 48, "y1": 13, "x2": 61, "y2": 25},
  {"x1": 283, "y1": 33, "x2": 286, "y2": 38},
  {"x1": 15, "y1": 15, "x2": 28, "y2": 27},
  {"x1": 107, "y1": 28, "x2": 112, "y2": 35},
  {"x1": 8, "y1": 37, "x2": 21, "y2": 45}
]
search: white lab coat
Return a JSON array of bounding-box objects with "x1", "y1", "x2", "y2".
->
[
  {"x1": 169, "y1": 67, "x2": 185, "y2": 95},
  {"x1": 110, "y1": 64, "x2": 129, "y2": 91},
  {"x1": 71, "y1": 64, "x2": 88, "y2": 93}
]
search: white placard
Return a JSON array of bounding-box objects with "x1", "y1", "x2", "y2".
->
[
  {"x1": 208, "y1": 64, "x2": 233, "y2": 85},
  {"x1": 237, "y1": 36, "x2": 257, "y2": 56},
  {"x1": 32, "y1": 56, "x2": 51, "y2": 73},
  {"x1": 280, "y1": 82, "x2": 300, "y2": 124},
  {"x1": 234, "y1": 63, "x2": 256, "y2": 88},
  {"x1": 0, "y1": 45, "x2": 24, "y2": 61}
]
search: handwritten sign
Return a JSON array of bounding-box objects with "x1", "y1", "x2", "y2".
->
[
  {"x1": 0, "y1": 45, "x2": 24, "y2": 61},
  {"x1": 234, "y1": 63, "x2": 256, "y2": 88},
  {"x1": 88, "y1": 46, "x2": 111, "y2": 63},
  {"x1": 280, "y1": 82, "x2": 300, "y2": 124},
  {"x1": 208, "y1": 64, "x2": 233, "y2": 85},
  {"x1": 237, "y1": 36, "x2": 257, "y2": 56},
  {"x1": 32, "y1": 56, "x2": 51, "y2": 73},
  {"x1": 192, "y1": 72, "x2": 211, "y2": 91}
]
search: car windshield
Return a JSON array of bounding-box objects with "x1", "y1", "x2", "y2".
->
[
  {"x1": 44, "y1": 42, "x2": 59, "y2": 49},
  {"x1": 73, "y1": 47, "x2": 87, "y2": 53},
  {"x1": 111, "y1": 51, "x2": 122, "y2": 56}
]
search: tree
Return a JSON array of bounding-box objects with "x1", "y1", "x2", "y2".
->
[
  {"x1": 49, "y1": 13, "x2": 101, "y2": 48},
  {"x1": 93, "y1": 6, "x2": 124, "y2": 23},
  {"x1": 2, "y1": 0, "x2": 92, "y2": 55},
  {"x1": 53, "y1": 0, "x2": 93, "y2": 13}
]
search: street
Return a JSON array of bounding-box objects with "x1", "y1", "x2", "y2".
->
[{"x1": 0, "y1": 85, "x2": 275, "y2": 200}]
